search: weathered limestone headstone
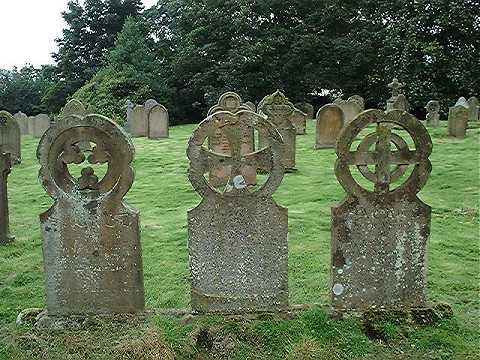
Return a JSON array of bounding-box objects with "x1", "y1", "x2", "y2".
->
[
  {"x1": 61, "y1": 99, "x2": 86, "y2": 118},
  {"x1": 347, "y1": 95, "x2": 365, "y2": 111},
  {"x1": 467, "y1": 97, "x2": 479, "y2": 122},
  {"x1": 130, "y1": 105, "x2": 147, "y2": 137},
  {"x1": 386, "y1": 78, "x2": 409, "y2": 112},
  {"x1": 0, "y1": 111, "x2": 21, "y2": 164},
  {"x1": 331, "y1": 109, "x2": 433, "y2": 311},
  {"x1": 36, "y1": 114, "x2": 144, "y2": 320},
  {"x1": 315, "y1": 104, "x2": 344, "y2": 149},
  {"x1": 448, "y1": 104, "x2": 469, "y2": 138},
  {"x1": 425, "y1": 100, "x2": 440, "y2": 127},
  {"x1": 124, "y1": 99, "x2": 135, "y2": 131},
  {"x1": 0, "y1": 152, "x2": 14, "y2": 245},
  {"x1": 187, "y1": 110, "x2": 288, "y2": 314},
  {"x1": 245, "y1": 101, "x2": 256, "y2": 112},
  {"x1": 207, "y1": 92, "x2": 256, "y2": 187},
  {"x1": 295, "y1": 102, "x2": 315, "y2": 119},
  {"x1": 333, "y1": 98, "x2": 362, "y2": 125},
  {"x1": 258, "y1": 90, "x2": 297, "y2": 171},
  {"x1": 13, "y1": 112, "x2": 29, "y2": 135},
  {"x1": 147, "y1": 104, "x2": 169, "y2": 139},
  {"x1": 290, "y1": 108, "x2": 308, "y2": 135},
  {"x1": 31, "y1": 114, "x2": 50, "y2": 138},
  {"x1": 144, "y1": 99, "x2": 159, "y2": 114}
]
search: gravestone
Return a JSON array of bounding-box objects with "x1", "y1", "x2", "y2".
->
[
  {"x1": 36, "y1": 114, "x2": 144, "y2": 320},
  {"x1": 130, "y1": 105, "x2": 147, "y2": 137},
  {"x1": 467, "y1": 97, "x2": 479, "y2": 122},
  {"x1": 455, "y1": 97, "x2": 469, "y2": 108},
  {"x1": 315, "y1": 104, "x2": 344, "y2": 149},
  {"x1": 13, "y1": 112, "x2": 29, "y2": 135},
  {"x1": 258, "y1": 90, "x2": 297, "y2": 171},
  {"x1": 347, "y1": 95, "x2": 365, "y2": 111},
  {"x1": 290, "y1": 108, "x2": 308, "y2": 135},
  {"x1": 245, "y1": 101, "x2": 256, "y2": 112},
  {"x1": 147, "y1": 104, "x2": 169, "y2": 139},
  {"x1": 61, "y1": 99, "x2": 86, "y2": 118},
  {"x1": 187, "y1": 110, "x2": 288, "y2": 314},
  {"x1": 386, "y1": 78, "x2": 409, "y2": 112},
  {"x1": 0, "y1": 152, "x2": 14, "y2": 245},
  {"x1": 27, "y1": 116, "x2": 35, "y2": 135},
  {"x1": 448, "y1": 104, "x2": 469, "y2": 138},
  {"x1": 207, "y1": 92, "x2": 256, "y2": 187},
  {"x1": 0, "y1": 111, "x2": 21, "y2": 164},
  {"x1": 31, "y1": 114, "x2": 50, "y2": 138},
  {"x1": 338, "y1": 100, "x2": 362, "y2": 125},
  {"x1": 295, "y1": 102, "x2": 315, "y2": 119},
  {"x1": 144, "y1": 99, "x2": 158, "y2": 114},
  {"x1": 425, "y1": 100, "x2": 440, "y2": 127},
  {"x1": 331, "y1": 109, "x2": 433, "y2": 311},
  {"x1": 124, "y1": 100, "x2": 135, "y2": 131}
]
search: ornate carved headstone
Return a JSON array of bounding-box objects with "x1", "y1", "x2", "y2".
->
[
  {"x1": 295, "y1": 102, "x2": 315, "y2": 119},
  {"x1": 147, "y1": 104, "x2": 169, "y2": 139},
  {"x1": 386, "y1": 78, "x2": 409, "y2": 112},
  {"x1": 258, "y1": 90, "x2": 297, "y2": 171},
  {"x1": 347, "y1": 95, "x2": 365, "y2": 111},
  {"x1": 207, "y1": 92, "x2": 256, "y2": 187},
  {"x1": 467, "y1": 96, "x2": 479, "y2": 122},
  {"x1": 315, "y1": 104, "x2": 344, "y2": 149},
  {"x1": 130, "y1": 105, "x2": 147, "y2": 137},
  {"x1": 331, "y1": 109, "x2": 432, "y2": 311},
  {"x1": 61, "y1": 99, "x2": 87, "y2": 118},
  {"x1": 13, "y1": 112, "x2": 29, "y2": 135},
  {"x1": 0, "y1": 152, "x2": 14, "y2": 245},
  {"x1": 425, "y1": 100, "x2": 440, "y2": 127},
  {"x1": 448, "y1": 104, "x2": 469, "y2": 138},
  {"x1": 187, "y1": 110, "x2": 288, "y2": 314},
  {"x1": 30, "y1": 114, "x2": 50, "y2": 138},
  {"x1": 290, "y1": 108, "x2": 308, "y2": 135},
  {"x1": 0, "y1": 111, "x2": 21, "y2": 164},
  {"x1": 37, "y1": 114, "x2": 144, "y2": 319}
]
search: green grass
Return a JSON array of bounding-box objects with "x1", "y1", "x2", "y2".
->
[{"x1": 0, "y1": 121, "x2": 479, "y2": 359}]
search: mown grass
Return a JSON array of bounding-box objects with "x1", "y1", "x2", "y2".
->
[{"x1": 0, "y1": 120, "x2": 478, "y2": 359}]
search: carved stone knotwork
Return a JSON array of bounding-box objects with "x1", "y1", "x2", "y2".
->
[{"x1": 0, "y1": 152, "x2": 14, "y2": 245}]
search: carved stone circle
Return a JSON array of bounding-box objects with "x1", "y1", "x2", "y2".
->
[{"x1": 335, "y1": 109, "x2": 432, "y2": 199}]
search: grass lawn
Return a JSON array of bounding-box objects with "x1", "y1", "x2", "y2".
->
[{"x1": 0, "y1": 120, "x2": 478, "y2": 359}]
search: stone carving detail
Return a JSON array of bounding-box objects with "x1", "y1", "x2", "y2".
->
[
  {"x1": 467, "y1": 96, "x2": 479, "y2": 122},
  {"x1": 0, "y1": 111, "x2": 21, "y2": 164},
  {"x1": 0, "y1": 152, "x2": 14, "y2": 245},
  {"x1": 258, "y1": 90, "x2": 297, "y2": 171},
  {"x1": 61, "y1": 99, "x2": 87, "y2": 118},
  {"x1": 386, "y1": 78, "x2": 409, "y2": 112},
  {"x1": 448, "y1": 104, "x2": 469, "y2": 138},
  {"x1": 331, "y1": 109, "x2": 433, "y2": 311},
  {"x1": 425, "y1": 100, "x2": 440, "y2": 127},
  {"x1": 315, "y1": 104, "x2": 344, "y2": 149},
  {"x1": 207, "y1": 92, "x2": 256, "y2": 187},
  {"x1": 37, "y1": 114, "x2": 144, "y2": 317},
  {"x1": 187, "y1": 110, "x2": 288, "y2": 314}
]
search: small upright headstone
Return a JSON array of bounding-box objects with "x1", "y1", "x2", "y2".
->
[
  {"x1": 0, "y1": 152, "x2": 14, "y2": 245},
  {"x1": 347, "y1": 95, "x2": 365, "y2": 111},
  {"x1": 295, "y1": 102, "x2": 315, "y2": 119},
  {"x1": 386, "y1": 78, "x2": 409, "y2": 112},
  {"x1": 31, "y1": 114, "x2": 50, "y2": 138},
  {"x1": 187, "y1": 110, "x2": 288, "y2": 314},
  {"x1": 448, "y1": 103, "x2": 469, "y2": 138},
  {"x1": 0, "y1": 111, "x2": 21, "y2": 164},
  {"x1": 315, "y1": 104, "x2": 344, "y2": 149},
  {"x1": 36, "y1": 113, "x2": 144, "y2": 320},
  {"x1": 13, "y1": 112, "x2": 29, "y2": 135},
  {"x1": 124, "y1": 100, "x2": 135, "y2": 131},
  {"x1": 332, "y1": 109, "x2": 433, "y2": 311},
  {"x1": 425, "y1": 100, "x2": 440, "y2": 127},
  {"x1": 289, "y1": 108, "x2": 308, "y2": 135},
  {"x1": 258, "y1": 90, "x2": 297, "y2": 171},
  {"x1": 130, "y1": 105, "x2": 147, "y2": 137},
  {"x1": 144, "y1": 99, "x2": 159, "y2": 114},
  {"x1": 467, "y1": 97, "x2": 479, "y2": 122},
  {"x1": 147, "y1": 104, "x2": 169, "y2": 139},
  {"x1": 333, "y1": 98, "x2": 362, "y2": 124},
  {"x1": 455, "y1": 97, "x2": 469, "y2": 108}
]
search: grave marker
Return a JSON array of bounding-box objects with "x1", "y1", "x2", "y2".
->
[
  {"x1": 147, "y1": 104, "x2": 169, "y2": 139},
  {"x1": 0, "y1": 152, "x2": 14, "y2": 245},
  {"x1": 448, "y1": 104, "x2": 469, "y2": 138},
  {"x1": 315, "y1": 104, "x2": 344, "y2": 149},
  {"x1": 0, "y1": 111, "x2": 21, "y2": 164},
  {"x1": 13, "y1": 112, "x2": 29, "y2": 135},
  {"x1": 425, "y1": 100, "x2": 440, "y2": 127},
  {"x1": 290, "y1": 108, "x2": 307, "y2": 135},
  {"x1": 467, "y1": 96, "x2": 479, "y2": 122}
]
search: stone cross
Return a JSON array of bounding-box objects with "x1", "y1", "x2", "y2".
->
[
  {"x1": 331, "y1": 109, "x2": 433, "y2": 311},
  {"x1": 187, "y1": 110, "x2": 288, "y2": 314},
  {"x1": 425, "y1": 100, "x2": 440, "y2": 127},
  {"x1": 0, "y1": 111, "x2": 21, "y2": 164},
  {"x1": 388, "y1": 78, "x2": 405, "y2": 98},
  {"x1": 0, "y1": 152, "x2": 14, "y2": 245},
  {"x1": 36, "y1": 113, "x2": 144, "y2": 321},
  {"x1": 258, "y1": 90, "x2": 297, "y2": 171}
]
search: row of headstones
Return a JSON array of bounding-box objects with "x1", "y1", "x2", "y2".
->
[
  {"x1": 125, "y1": 99, "x2": 169, "y2": 139},
  {"x1": 446, "y1": 96, "x2": 479, "y2": 138},
  {"x1": 12, "y1": 112, "x2": 50, "y2": 138},
  {"x1": 2, "y1": 89, "x2": 435, "y2": 326}
]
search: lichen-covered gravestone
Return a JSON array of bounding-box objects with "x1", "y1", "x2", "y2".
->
[
  {"x1": 425, "y1": 100, "x2": 440, "y2": 127},
  {"x1": 31, "y1": 114, "x2": 50, "y2": 138},
  {"x1": 448, "y1": 103, "x2": 469, "y2": 138},
  {"x1": 207, "y1": 92, "x2": 256, "y2": 187},
  {"x1": 347, "y1": 95, "x2": 365, "y2": 111},
  {"x1": 294, "y1": 102, "x2": 315, "y2": 119},
  {"x1": 258, "y1": 90, "x2": 297, "y2": 171},
  {"x1": 0, "y1": 111, "x2": 21, "y2": 164},
  {"x1": 0, "y1": 152, "x2": 14, "y2": 245},
  {"x1": 13, "y1": 112, "x2": 29, "y2": 135},
  {"x1": 331, "y1": 109, "x2": 433, "y2": 311},
  {"x1": 130, "y1": 104, "x2": 147, "y2": 137},
  {"x1": 61, "y1": 99, "x2": 87, "y2": 118},
  {"x1": 36, "y1": 114, "x2": 144, "y2": 322},
  {"x1": 290, "y1": 108, "x2": 308, "y2": 135},
  {"x1": 315, "y1": 104, "x2": 344, "y2": 149},
  {"x1": 467, "y1": 96, "x2": 479, "y2": 122},
  {"x1": 333, "y1": 98, "x2": 362, "y2": 125},
  {"x1": 187, "y1": 110, "x2": 288, "y2": 314},
  {"x1": 147, "y1": 103, "x2": 169, "y2": 139}
]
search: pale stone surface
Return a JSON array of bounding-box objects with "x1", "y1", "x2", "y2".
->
[
  {"x1": 31, "y1": 114, "x2": 50, "y2": 138},
  {"x1": 425, "y1": 100, "x2": 440, "y2": 127},
  {"x1": 332, "y1": 109, "x2": 433, "y2": 311},
  {"x1": 187, "y1": 110, "x2": 288, "y2": 314},
  {"x1": 295, "y1": 102, "x2": 315, "y2": 119},
  {"x1": 448, "y1": 105, "x2": 469, "y2": 138},
  {"x1": 0, "y1": 152, "x2": 14, "y2": 245},
  {"x1": 338, "y1": 101, "x2": 362, "y2": 124},
  {"x1": 315, "y1": 104, "x2": 344, "y2": 149},
  {"x1": 258, "y1": 90, "x2": 297, "y2": 171},
  {"x1": 207, "y1": 92, "x2": 256, "y2": 187},
  {"x1": 13, "y1": 112, "x2": 29, "y2": 135},
  {"x1": 467, "y1": 96, "x2": 479, "y2": 122},
  {"x1": 130, "y1": 105, "x2": 147, "y2": 137},
  {"x1": 386, "y1": 78, "x2": 409, "y2": 112},
  {"x1": 147, "y1": 104, "x2": 169, "y2": 139},
  {"x1": 125, "y1": 100, "x2": 135, "y2": 131},
  {"x1": 0, "y1": 111, "x2": 21, "y2": 164},
  {"x1": 37, "y1": 114, "x2": 144, "y2": 317},
  {"x1": 61, "y1": 99, "x2": 86, "y2": 118},
  {"x1": 289, "y1": 108, "x2": 307, "y2": 135},
  {"x1": 347, "y1": 95, "x2": 365, "y2": 111},
  {"x1": 144, "y1": 99, "x2": 159, "y2": 114},
  {"x1": 455, "y1": 97, "x2": 469, "y2": 108}
]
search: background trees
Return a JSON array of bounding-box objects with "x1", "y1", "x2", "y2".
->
[{"x1": 0, "y1": 0, "x2": 478, "y2": 123}]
